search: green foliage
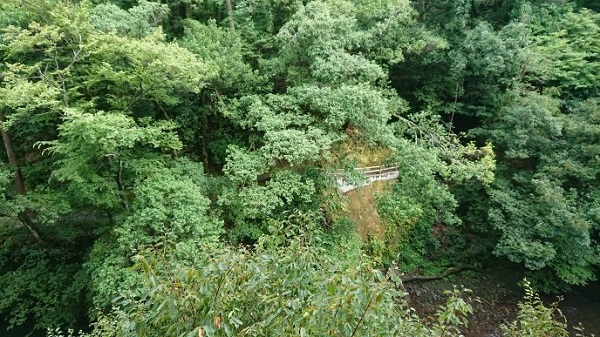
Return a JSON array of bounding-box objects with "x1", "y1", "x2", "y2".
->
[
  {"x1": 214, "y1": 0, "x2": 447, "y2": 243},
  {"x1": 86, "y1": 159, "x2": 223, "y2": 310},
  {"x1": 2, "y1": 0, "x2": 600, "y2": 333},
  {"x1": 42, "y1": 109, "x2": 182, "y2": 210},
  {"x1": 116, "y1": 160, "x2": 223, "y2": 252},
  {"x1": 528, "y1": 5, "x2": 600, "y2": 100},
  {"x1": 91, "y1": 1, "x2": 169, "y2": 38},
  {"x1": 376, "y1": 144, "x2": 452, "y2": 264},
  {"x1": 490, "y1": 176, "x2": 596, "y2": 289},
  {"x1": 75, "y1": 220, "x2": 476, "y2": 337},
  {"x1": 219, "y1": 157, "x2": 319, "y2": 242},
  {"x1": 481, "y1": 50, "x2": 600, "y2": 289},
  {"x1": 0, "y1": 240, "x2": 89, "y2": 330},
  {"x1": 376, "y1": 134, "x2": 495, "y2": 269},
  {"x1": 0, "y1": 197, "x2": 95, "y2": 331},
  {"x1": 85, "y1": 31, "x2": 216, "y2": 111},
  {"x1": 0, "y1": 0, "x2": 217, "y2": 125},
  {"x1": 0, "y1": 0, "x2": 219, "y2": 330},
  {"x1": 484, "y1": 87, "x2": 562, "y2": 159},
  {"x1": 432, "y1": 287, "x2": 475, "y2": 336},
  {"x1": 501, "y1": 279, "x2": 569, "y2": 337},
  {"x1": 179, "y1": 19, "x2": 267, "y2": 95},
  {"x1": 0, "y1": 166, "x2": 19, "y2": 216},
  {"x1": 396, "y1": 0, "x2": 600, "y2": 288}
]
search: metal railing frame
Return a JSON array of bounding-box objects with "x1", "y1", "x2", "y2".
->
[{"x1": 334, "y1": 163, "x2": 399, "y2": 193}]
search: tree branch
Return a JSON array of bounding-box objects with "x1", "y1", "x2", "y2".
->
[{"x1": 349, "y1": 293, "x2": 375, "y2": 337}]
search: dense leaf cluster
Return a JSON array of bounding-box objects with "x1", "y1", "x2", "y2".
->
[{"x1": 0, "y1": 0, "x2": 598, "y2": 334}]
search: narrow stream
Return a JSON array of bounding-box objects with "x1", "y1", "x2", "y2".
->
[{"x1": 557, "y1": 282, "x2": 600, "y2": 336}]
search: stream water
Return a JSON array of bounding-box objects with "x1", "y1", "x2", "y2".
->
[{"x1": 558, "y1": 282, "x2": 600, "y2": 336}]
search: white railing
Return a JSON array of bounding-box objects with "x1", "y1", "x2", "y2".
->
[{"x1": 334, "y1": 163, "x2": 399, "y2": 193}]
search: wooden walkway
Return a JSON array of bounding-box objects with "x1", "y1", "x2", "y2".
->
[{"x1": 334, "y1": 163, "x2": 399, "y2": 193}]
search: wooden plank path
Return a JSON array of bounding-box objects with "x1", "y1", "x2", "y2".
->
[{"x1": 334, "y1": 163, "x2": 399, "y2": 193}]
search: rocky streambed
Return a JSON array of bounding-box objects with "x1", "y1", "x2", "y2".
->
[{"x1": 403, "y1": 269, "x2": 600, "y2": 337}]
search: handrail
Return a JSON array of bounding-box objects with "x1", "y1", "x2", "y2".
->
[
  {"x1": 334, "y1": 163, "x2": 399, "y2": 193},
  {"x1": 333, "y1": 163, "x2": 398, "y2": 174}
]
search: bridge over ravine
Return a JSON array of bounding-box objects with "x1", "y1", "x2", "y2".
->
[{"x1": 334, "y1": 163, "x2": 399, "y2": 193}]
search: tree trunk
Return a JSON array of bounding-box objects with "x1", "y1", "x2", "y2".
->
[
  {"x1": 225, "y1": 0, "x2": 235, "y2": 30},
  {"x1": 0, "y1": 110, "x2": 26, "y2": 195},
  {"x1": 0, "y1": 110, "x2": 43, "y2": 244},
  {"x1": 201, "y1": 110, "x2": 210, "y2": 170}
]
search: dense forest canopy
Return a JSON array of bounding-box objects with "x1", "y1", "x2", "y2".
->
[{"x1": 0, "y1": 0, "x2": 598, "y2": 335}]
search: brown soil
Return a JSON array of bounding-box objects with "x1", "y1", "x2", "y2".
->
[
  {"x1": 342, "y1": 180, "x2": 394, "y2": 240},
  {"x1": 323, "y1": 140, "x2": 394, "y2": 167}
]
